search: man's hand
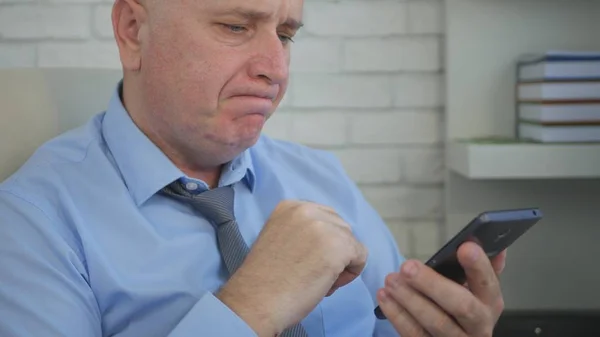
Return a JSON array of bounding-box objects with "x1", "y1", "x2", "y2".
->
[
  {"x1": 216, "y1": 200, "x2": 368, "y2": 337},
  {"x1": 377, "y1": 242, "x2": 507, "y2": 337}
]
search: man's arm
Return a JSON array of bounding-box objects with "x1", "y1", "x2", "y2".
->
[
  {"x1": 0, "y1": 191, "x2": 102, "y2": 336},
  {"x1": 0, "y1": 191, "x2": 257, "y2": 337}
]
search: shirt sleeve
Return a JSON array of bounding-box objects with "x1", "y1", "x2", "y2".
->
[
  {"x1": 167, "y1": 292, "x2": 257, "y2": 337},
  {"x1": 0, "y1": 191, "x2": 257, "y2": 337}
]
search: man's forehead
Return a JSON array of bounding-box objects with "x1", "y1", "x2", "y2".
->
[
  {"x1": 141, "y1": 0, "x2": 304, "y2": 27},
  {"x1": 205, "y1": 0, "x2": 304, "y2": 20}
]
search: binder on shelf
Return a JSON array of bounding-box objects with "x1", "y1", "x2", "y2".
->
[
  {"x1": 518, "y1": 50, "x2": 600, "y2": 81},
  {"x1": 518, "y1": 103, "x2": 600, "y2": 124},
  {"x1": 517, "y1": 81, "x2": 600, "y2": 102}
]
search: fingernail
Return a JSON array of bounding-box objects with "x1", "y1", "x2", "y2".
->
[
  {"x1": 470, "y1": 247, "x2": 480, "y2": 263},
  {"x1": 402, "y1": 261, "x2": 418, "y2": 278},
  {"x1": 386, "y1": 274, "x2": 401, "y2": 288},
  {"x1": 378, "y1": 289, "x2": 389, "y2": 302}
]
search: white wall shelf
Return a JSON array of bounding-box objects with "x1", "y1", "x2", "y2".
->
[{"x1": 448, "y1": 139, "x2": 600, "y2": 179}]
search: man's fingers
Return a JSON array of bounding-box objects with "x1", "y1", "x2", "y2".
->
[
  {"x1": 331, "y1": 269, "x2": 360, "y2": 290},
  {"x1": 398, "y1": 260, "x2": 488, "y2": 335},
  {"x1": 347, "y1": 238, "x2": 368, "y2": 272},
  {"x1": 457, "y1": 242, "x2": 504, "y2": 315},
  {"x1": 329, "y1": 240, "x2": 367, "y2": 294},
  {"x1": 491, "y1": 249, "x2": 507, "y2": 276},
  {"x1": 384, "y1": 273, "x2": 466, "y2": 337},
  {"x1": 377, "y1": 288, "x2": 431, "y2": 337},
  {"x1": 327, "y1": 208, "x2": 368, "y2": 289},
  {"x1": 310, "y1": 202, "x2": 353, "y2": 231},
  {"x1": 301, "y1": 202, "x2": 368, "y2": 277}
]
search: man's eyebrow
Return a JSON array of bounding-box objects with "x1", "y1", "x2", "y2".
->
[{"x1": 217, "y1": 7, "x2": 304, "y2": 30}]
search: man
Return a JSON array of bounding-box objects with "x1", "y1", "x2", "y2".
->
[{"x1": 0, "y1": 0, "x2": 506, "y2": 336}]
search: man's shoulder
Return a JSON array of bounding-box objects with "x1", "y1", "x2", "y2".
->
[
  {"x1": 0, "y1": 113, "x2": 108, "y2": 270},
  {"x1": 0, "y1": 113, "x2": 107, "y2": 201}
]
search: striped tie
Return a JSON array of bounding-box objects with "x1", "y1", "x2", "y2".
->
[{"x1": 162, "y1": 182, "x2": 309, "y2": 337}]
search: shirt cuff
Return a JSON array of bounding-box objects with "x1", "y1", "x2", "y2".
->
[{"x1": 168, "y1": 292, "x2": 258, "y2": 337}]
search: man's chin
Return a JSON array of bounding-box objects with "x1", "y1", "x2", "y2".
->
[
  {"x1": 238, "y1": 118, "x2": 267, "y2": 140},
  {"x1": 238, "y1": 130, "x2": 263, "y2": 149},
  {"x1": 221, "y1": 130, "x2": 262, "y2": 153}
]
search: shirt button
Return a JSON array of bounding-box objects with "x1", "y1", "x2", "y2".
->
[{"x1": 185, "y1": 182, "x2": 199, "y2": 191}]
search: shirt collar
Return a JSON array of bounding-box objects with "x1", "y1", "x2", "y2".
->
[{"x1": 101, "y1": 82, "x2": 256, "y2": 206}]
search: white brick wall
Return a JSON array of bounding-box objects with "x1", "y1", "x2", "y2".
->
[{"x1": 0, "y1": 0, "x2": 445, "y2": 260}]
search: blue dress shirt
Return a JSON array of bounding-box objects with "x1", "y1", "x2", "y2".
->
[{"x1": 0, "y1": 83, "x2": 404, "y2": 337}]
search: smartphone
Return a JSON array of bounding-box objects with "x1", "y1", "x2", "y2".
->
[{"x1": 374, "y1": 207, "x2": 543, "y2": 320}]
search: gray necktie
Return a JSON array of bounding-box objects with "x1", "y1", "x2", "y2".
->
[{"x1": 162, "y1": 182, "x2": 309, "y2": 337}]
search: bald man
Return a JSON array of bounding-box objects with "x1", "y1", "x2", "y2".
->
[{"x1": 0, "y1": 0, "x2": 507, "y2": 336}]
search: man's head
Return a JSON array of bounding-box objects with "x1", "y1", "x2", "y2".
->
[{"x1": 112, "y1": 0, "x2": 303, "y2": 175}]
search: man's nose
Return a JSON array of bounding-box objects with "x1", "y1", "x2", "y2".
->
[{"x1": 248, "y1": 34, "x2": 289, "y2": 85}]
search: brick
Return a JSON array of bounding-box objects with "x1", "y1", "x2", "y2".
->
[
  {"x1": 290, "y1": 37, "x2": 342, "y2": 73},
  {"x1": 93, "y1": 5, "x2": 114, "y2": 39},
  {"x1": 393, "y1": 74, "x2": 444, "y2": 108},
  {"x1": 385, "y1": 220, "x2": 412, "y2": 257},
  {"x1": 290, "y1": 74, "x2": 392, "y2": 108},
  {"x1": 350, "y1": 110, "x2": 441, "y2": 145},
  {"x1": 333, "y1": 148, "x2": 402, "y2": 184},
  {"x1": 343, "y1": 37, "x2": 441, "y2": 72},
  {"x1": 0, "y1": 44, "x2": 36, "y2": 67},
  {"x1": 411, "y1": 221, "x2": 442, "y2": 256},
  {"x1": 0, "y1": 5, "x2": 90, "y2": 40},
  {"x1": 38, "y1": 42, "x2": 121, "y2": 68},
  {"x1": 303, "y1": 2, "x2": 407, "y2": 37},
  {"x1": 289, "y1": 111, "x2": 346, "y2": 146},
  {"x1": 361, "y1": 185, "x2": 443, "y2": 219},
  {"x1": 408, "y1": 1, "x2": 444, "y2": 35},
  {"x1": 401, "y1": 147, "x2": 444, "y2": 183},
  {"x1": 262, "y1": 113, "x2": 292, "y2": 141}
]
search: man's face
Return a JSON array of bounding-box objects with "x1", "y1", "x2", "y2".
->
[{"x1": 129, "y1": 0, "x2": 303, "y2": 167}]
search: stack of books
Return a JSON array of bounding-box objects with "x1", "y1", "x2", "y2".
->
[{"x1": 516, "y1": 51, "x2": 600, "y2": 143}]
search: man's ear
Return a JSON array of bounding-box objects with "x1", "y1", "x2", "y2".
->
[{"x1": 112, "y1": 0, "x2": 148, "y2": 71}]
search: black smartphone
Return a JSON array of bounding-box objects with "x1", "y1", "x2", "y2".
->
[{"x1": 374, "y1": 207, "x2": 543, "y2": 320}]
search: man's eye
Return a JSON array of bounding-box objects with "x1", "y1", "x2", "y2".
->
[
  {"x1": 223, "y1": 24, "x2": 246, "y2": 33},
  {"x1": 279, "y1": 35, "x2": 295, "y2": 45}
]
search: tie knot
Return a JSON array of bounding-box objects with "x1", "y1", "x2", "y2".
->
[{"x1": 162, "y1": 182, "x2": 235, "y2": 226}]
